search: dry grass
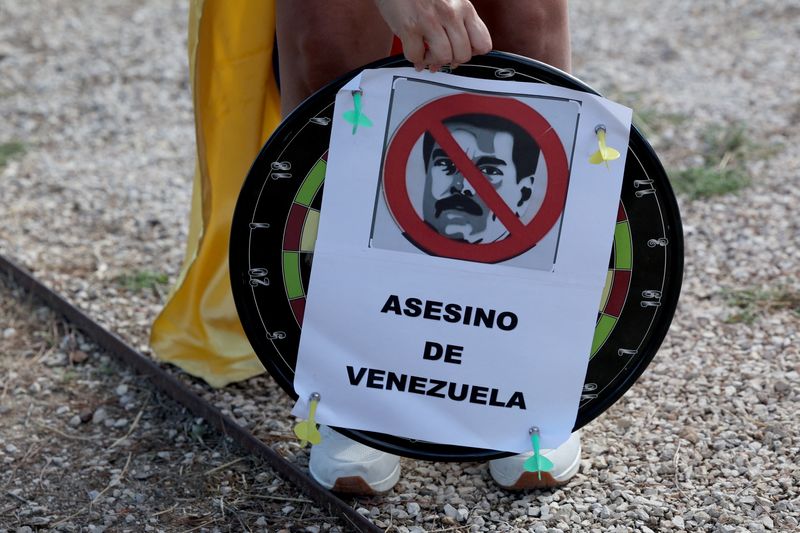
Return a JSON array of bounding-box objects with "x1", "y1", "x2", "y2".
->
[
  {"x1": 0, "y1": 141, "x2": 25, "y2": 168},
  {"x1": 115, "y1": 270, "x2": 170, "y2": 292},
  {"x1": 669, "y1": 123, "x2": 778, "y2": 199},
  {"x1": 722, "y1": 285, "x2": 800, "y2": 324}
]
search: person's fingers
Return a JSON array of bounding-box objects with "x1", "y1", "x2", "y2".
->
[
  {"x1": 464, "y1": 10, "x2": 492, "y2": 55},
  {"x1": 421, "y1": 23, "x2": 453, "y2": 70},
  {"x1": 444, "y1": 19, "x2": 472, "y2": 68},
  {"x1": 401, "y1": 33, "x2": 427, "y2": 71},
  {"x1": 377, "y1": 0, "x2": 492, "y2": 72}
]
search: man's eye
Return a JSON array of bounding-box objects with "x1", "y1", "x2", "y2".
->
[
  {"x1": 480, "y1": 166, "x2": 503, "y2": 177},
  {"x1": 433, "y1": 159, "x2": 456, "y2": 175}
]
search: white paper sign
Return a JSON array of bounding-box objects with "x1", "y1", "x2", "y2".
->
[{"x1": 292, "y1": 68, "x2": 631, "y2": 453}]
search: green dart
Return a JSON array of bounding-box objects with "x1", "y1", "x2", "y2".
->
[
  {"x1": 523, "y1": 427, "x2": 554, "y2": 480},
  {"x1": 343, "y1": 91, "x2": 373, "y2": 134},
  {"x1": 293, "y1": 393, "x2": 322, "y2": 447}
]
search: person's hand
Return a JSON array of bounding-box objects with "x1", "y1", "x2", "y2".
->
[{"x1": 374, "y1": 0, "x2": 492, "y2": 72}]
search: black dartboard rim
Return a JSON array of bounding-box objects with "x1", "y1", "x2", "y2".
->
[{"x1": 230, "y1": 52, "x2": 683, "y2": 461}]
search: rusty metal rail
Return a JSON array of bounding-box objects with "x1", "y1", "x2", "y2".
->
[{"x1": 0, "y1": 252, "x2": 380, "y2": 533}]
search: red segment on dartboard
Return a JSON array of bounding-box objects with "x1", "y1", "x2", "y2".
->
[
  {"x1": 383, "y1": 93, "x2": 570, "y2": 264},
  {"x1": 290, "y1": 298, "x2": 306, "y2": 325},
  {"x1": 617, "y1": 202, "x2": 626, "y2": 222},
  {"x1": 284, "y1": 203, "x2": 308, "y2": 251},
  {"x1": 605, "y1": 270, "x2": 631, "y2": 317}
]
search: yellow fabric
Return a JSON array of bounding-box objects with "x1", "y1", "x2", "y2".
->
[{"x1": 150, "y1": 0, "x2": 282, "y2": 387}]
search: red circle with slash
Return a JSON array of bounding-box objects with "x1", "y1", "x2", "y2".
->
[{"x1": 383, "y1": 93, "x2": 570, "y2": 263}]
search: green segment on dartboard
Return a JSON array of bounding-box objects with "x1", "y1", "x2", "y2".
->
[
  {"x1": 283, "y1": 252, "x2": 304, "y2": 299},
  {"x1": 591, "y1": 314, "x2": 618, "y2": 356},
  {"x1": 295, "y1": 159, "x2": 326, "y2": 207},
  {"x1": 614, "y1": 221, "x2": 632, "y2": 269}
]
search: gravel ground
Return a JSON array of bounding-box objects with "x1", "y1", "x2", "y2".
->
[
  {"x1": 0, "y1": 274, "x2": 347, "y2": 532},
  {"x1": 1, "y1": 1, "x2": 799, "y2": 532}
]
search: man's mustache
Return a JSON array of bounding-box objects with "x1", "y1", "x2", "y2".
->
[{"x1": 434, "y1": 194, "x2": 483, "y2": 217}]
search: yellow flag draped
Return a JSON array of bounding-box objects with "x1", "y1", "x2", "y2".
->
[{"x1": 150, "y1": 0, "x2": 282, "y2": 387}]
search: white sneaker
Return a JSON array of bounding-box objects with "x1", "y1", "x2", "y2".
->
[
  {"x1": 489, "y1": 431, "x2": 581, "y2": 490},
  {"x1": 309, "y1": 426, "x2": 401, "y2": 495}
]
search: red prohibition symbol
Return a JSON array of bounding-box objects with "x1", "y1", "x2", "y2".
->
[{"x1": 383, "y1": 93, "x2": 570, "y2": 263}]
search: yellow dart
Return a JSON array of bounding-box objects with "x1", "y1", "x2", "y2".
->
[
  {"x1": 293, "y1": 393, "x2": 322, "y2": 447},
  {"x1": 590, "y1": 125, "x2": 621, "y2": 166}
]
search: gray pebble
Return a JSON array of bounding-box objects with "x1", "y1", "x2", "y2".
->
[{"x1": 91, "y1": 408, "x2": 108, "y2": 424}]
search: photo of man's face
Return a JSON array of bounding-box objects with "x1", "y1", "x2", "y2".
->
[
  {"x1": 371, "y1": 82, "x2": 577, "y2": 271},
  {"x1": 421, "y1": 114, "x2": 540, "y2": 244}
]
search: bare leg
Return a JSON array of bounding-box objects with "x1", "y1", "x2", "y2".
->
[
  {"x1": 472, "y1": 0, "x2": 571, "y2": 73},
  {"x1": 276, "y1": 0, "x2": 394, "y2": 117}
]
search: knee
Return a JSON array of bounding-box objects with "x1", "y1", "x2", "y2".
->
[
  {"x1": 531, "y1": 1, "x2": 569, "y2": 25},
  {"x1": 521, "y1": 2, "x2": 569, "y2": 42},
  {"x1": 281, "y1": 28, "x2": 360, "y2": 96},
  {"x1": 486, "y1": 0, "x2": 570, "y2": 68}
]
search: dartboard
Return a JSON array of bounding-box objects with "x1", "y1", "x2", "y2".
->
[{"x1": 230, "y1": 52, "x2": 683, "y2": 461}]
